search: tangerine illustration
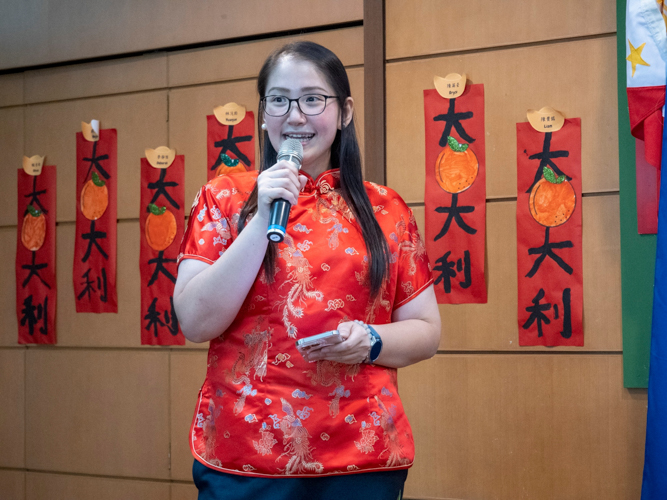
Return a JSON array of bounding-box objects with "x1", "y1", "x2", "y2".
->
[
  {"x1": 216, "y1": 164, "x2": 247, "y2": 177},
  {"x1": 216, "y1": 153, "x2": 246, "y2": 177},
  {"x1": 21, "y1": 205, "x2": 46, "y2": 251},
  {"x1": 435, "y1": 135, "x2": 479, "y2": 194},
  {"x1": 145, "y1": 203, "x2": 177, "y2": 251},
  {"x1": 80, "y1": 171, "x2": 108, "y2": 220},
  {"x1": 529, "y1": 166, "x2": 576, "y2": 227}
]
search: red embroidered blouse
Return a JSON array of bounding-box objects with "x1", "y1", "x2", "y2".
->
[{"x1": 178, "y1": 169, "x2": 433, "y2": 477}]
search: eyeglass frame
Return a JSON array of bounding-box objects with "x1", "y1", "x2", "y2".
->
[{"x1": 260, "y1": 94, "x2": 340, "y2": 117}]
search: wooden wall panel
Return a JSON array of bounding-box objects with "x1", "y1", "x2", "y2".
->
[
  {"x1": 413, "y1": 193, "x2": 621, "y2": 351},
  {"x1": 386, "y1": 0, "x2": 615, "y2": 60},
  {"x1": 386, "y1": 36, "x2": 618, "y2": 203},
  {"x1": 25, "y1": 349, "x2": 170, "y2": 479},
  {"x1": 24, "y1": 53, "x2": 168, "y2": 104},
  {"x1": 0, "y1": 0, "x2": 363, "y2": 70},
  {"x1": 0, "y1": 73, "x2": 24, "y2": 107},
  {"x1": 26, "y1": 473, "x2": 169, "y2": 500},
  {"x1": 24, "y1": 91, "x2": 168, "y2": 222},
  {"x1": 0, "y1": 107, "x2": 24, "y2": 227},
  {"x1": 0, "y1": 349, "x2": 25, "y2": 468},
  {"x1": 0, "y1": 228, "x2": 19, "y2": 345},
  {"x1": 172, "y1": 483, "x2": 198, "y2": 500},
  {"x1": 398, "y1": 354, "x2": 646, "y2": 500},
  {"x1": 170, "y1": 351, "x2": 209, "y2": 481},
  {"x1": 168, "y1": 27, "x2": 363, "y2": 88},
  {"x1": 0, "y1": 470, "x2": 25, "y2": 500}
]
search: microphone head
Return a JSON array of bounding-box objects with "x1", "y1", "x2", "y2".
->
[{"x1": 277, "y1": 139, "x2": 303, "y2": 168}]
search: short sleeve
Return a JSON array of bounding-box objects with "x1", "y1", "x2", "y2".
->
[
  {"x1": 391, "y1": 205, "x2": 434, "y2": 309},
  {"x1": 178, "y1": 179, "x2": 237, "y2": 265}
]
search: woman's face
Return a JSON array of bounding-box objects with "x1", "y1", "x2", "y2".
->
[{"x1": 263, "y1": 56, "x2": 353, "y2": 178}]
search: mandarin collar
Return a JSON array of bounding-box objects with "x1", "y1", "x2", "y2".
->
[{"x1": 300, "y1": 169, "x2": 341, "y2": 196}]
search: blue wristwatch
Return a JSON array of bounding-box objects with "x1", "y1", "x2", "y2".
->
[{"x1": 367, "y1": 325, "x2": 383, "y2": 364}]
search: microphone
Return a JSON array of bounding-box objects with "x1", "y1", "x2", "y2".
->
[{"x1": 267, "y1": 139, "x2": 303, "y2": 242}]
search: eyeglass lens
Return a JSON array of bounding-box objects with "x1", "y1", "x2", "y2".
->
[{"x1": 264, "y1": 95, "x2": 330, "y2": 116}]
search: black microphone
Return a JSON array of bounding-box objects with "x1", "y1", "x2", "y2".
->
[{"x1": 267, "y1": 139, "x2": 303, "y2": 242}]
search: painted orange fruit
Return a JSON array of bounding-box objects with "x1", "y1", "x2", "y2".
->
[
  {"x1": 435, "y1": 136, "x2": 479, "y2": 194},
  {"x1": 145, "y1": 203, "x2": 177, "y2": 251},
  {"x1": 215, "y1": 164, "x2": 247, "y2": 177},
  {"x1": 215, "y1": 153, "x2": 246, "y2": 177},
  {"x1": 529, "y1": 166, "x2": 576, "y2": 227},
  {"x1": 21, "y1": 205, "x2": 46, "y2": 251},
  {"x1": 80, "y1": 171, "x2": 108, "y2": 220}
]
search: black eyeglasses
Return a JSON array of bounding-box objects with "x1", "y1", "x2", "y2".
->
[{"x1": 261, "y1": 94, "x2": 338, "y2": 117}]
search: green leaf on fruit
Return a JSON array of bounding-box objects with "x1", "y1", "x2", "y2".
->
[
  {"x1": 447, "y1": 135, "x2": 469, "y2": 152},
  {"x1": 221, "y1": 153, "x2": 240, "y2": 167},
  {"x1": 149, "y1": 203, "x2": 167, "y2": 215},
  {"x1": 92, "y1": 171, "x2": 106, "y2": 187},
  {"x1": 543, "y1": 166, "x2": 566, "y2": 184}
]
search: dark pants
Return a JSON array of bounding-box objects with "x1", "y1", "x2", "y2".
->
[{"x1": 193, "y1": 459, "x2": 408, "y2": 500}]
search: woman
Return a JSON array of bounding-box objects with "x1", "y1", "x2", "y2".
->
[{"x1": 174, "y1": 41, "x2": 441, "y2": 499}]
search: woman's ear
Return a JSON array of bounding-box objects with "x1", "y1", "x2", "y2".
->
[{"x1": 339, "y1": 97, "x2": 354, "y2": 129}]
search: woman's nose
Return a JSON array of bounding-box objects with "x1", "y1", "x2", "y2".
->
[{"x1": 286, "y1": 100, "x2": 307, "y2": 123}]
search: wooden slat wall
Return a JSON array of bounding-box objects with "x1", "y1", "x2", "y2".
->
[
  {"x1": 0, "y1": 1, "x2": 648, "y2": 499},
  {"x1": 0, "y1": 0, "x2": 363, "y2": 70},
  {"x1": 0, "y1": 16, "x2": 364, "y2": 500},
  {"x1": 384, "y1": 1, "x2": 646, "y2": 499}
]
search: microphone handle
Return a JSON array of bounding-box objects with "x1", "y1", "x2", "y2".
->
[{"x1": 267, "y1": 198, "x2": 291, "y2": 242}]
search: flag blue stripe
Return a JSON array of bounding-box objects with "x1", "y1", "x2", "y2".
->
[{"x1": 641, "y1": 80, "x2": 667, "y2": 499}]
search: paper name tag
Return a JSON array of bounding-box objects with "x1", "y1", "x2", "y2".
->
[
  {"x1": 214, "y1": 102, "x2": 246, "y2": 125},
  {"x1": 145, "y1": 146, "x2": 176, "y2": 169},
  {"x1": 527, "y1": 107, "x2": 565, "y2": 132},
  {"x1": 434, "y1": 73, "x2": 467, "y2": 98},
  {"x1": 22, "y1": 155, "x2": 45, "y2": 176},
  {"x1": 82, "y1": 120, "x2": 100, "y2": 141}
]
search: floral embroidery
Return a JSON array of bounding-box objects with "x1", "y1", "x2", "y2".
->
[
  {"x1": 227, "y1": 323, "x2": 271, "y2": 415},
  {"x1": 277, "y1": 398, "x2": 324, "y2": 474},
  {"x1": 292, "y1": 389, "x2": 312, "y2": 400},
  {"x1": 277, "y1": 235, "x2": 323, "y2": 338},
  {"x1": 201, "y1": 219, "x2": 232, "y2": 242},
  {"x1": 215, "y1": 188, "x2": 231, "y2": 199},
  {"x1": 304, "y1": 361, "x2": 357, "y2": 418},
  {"x1": 369, "y1": 182, "x2": 388, "y2": 196},
  {"x1": 325, "y1": 299, "x2": 344, "y2": 311},
  {"x1": 355, "y1": 421, "x2": 379, "y2": 454},
  {"x1": 273, "y1": 353, "x2": 291, "y2": 365},
  {"x1": 390, "y1": 214, "x2": 427, "y2": 276},
  {"x1": 253, "y1": 427, "x2": 278, "y2": 456},
  {"x1": 375, "y1": 395, "x2": 410, "y2": 467},
  {"x1": 210, "y1": 206, "x2": 222, "y2": 220},
  {"x1": 401, "y1": 281, "x2": 415, "y2": 296},
  {"x1": 294, "y1": 223, "x2": 313, "y2": 233},
  {"x1": 355, "y1": 256, "x2": 390, "y2": 323},
  {"x1": 197, "y1": 204, "x2": 207, "y2": 222}
]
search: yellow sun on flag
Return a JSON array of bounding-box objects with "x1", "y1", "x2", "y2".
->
[{"x1": 627, "y1": 39, "x2": 651, "y2": 77}]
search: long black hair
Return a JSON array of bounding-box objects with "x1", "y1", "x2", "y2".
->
[{"x1": 239, "y1": 41, "x2": 390, "y2": 297}]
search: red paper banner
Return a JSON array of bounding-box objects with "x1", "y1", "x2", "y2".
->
[
  {"x1": 424, "y1": 84, "x2": 487, "y2": 304},
  {"x1": 635, "y1": 139, "x2": 659, "y2": 235},
  {"x1": 206, "y1": 112, "x2": 255, "y2": 182},
  {"x1": 16, "y1": 166, "x2": 57, "y2": 344},
  {"x1": 139, "y1": 156, "x2": 185, "y2": 345},
  {"x1": 516, "y1": 118, "x2": 583, "y2": 346},
  {"x1": 73, "y1": 129, "x2": 118, "y2": 313}
]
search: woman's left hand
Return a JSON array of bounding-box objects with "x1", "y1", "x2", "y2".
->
[{"x1": 304, "y1": 321, "x2": 370, "y2": 365}]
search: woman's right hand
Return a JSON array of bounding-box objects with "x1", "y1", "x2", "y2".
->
[{"x1": 256, "y1": 160, "x2": 308, "y2": 221}]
